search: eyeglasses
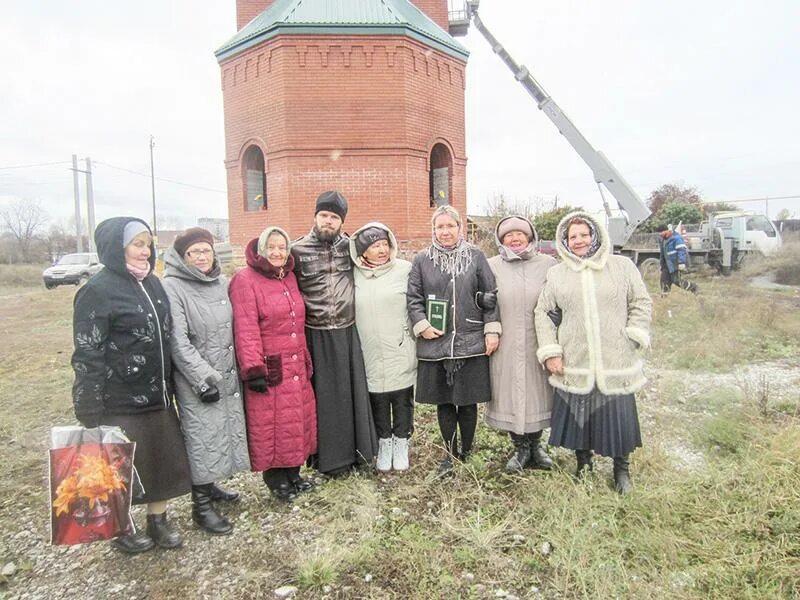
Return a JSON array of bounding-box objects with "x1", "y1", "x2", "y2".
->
[{"x1": 187, "y1": 248, "x2": 214, "y2": 258}]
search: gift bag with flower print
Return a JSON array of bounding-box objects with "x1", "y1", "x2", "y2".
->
[{"x1": 48, "y1": 426, "x2": 141, "y2": 545}]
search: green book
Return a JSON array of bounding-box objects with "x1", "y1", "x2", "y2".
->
[{"x1": 426, "y1": 297, "x2": 449, "y2": 332}]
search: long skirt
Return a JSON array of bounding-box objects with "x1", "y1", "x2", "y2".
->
[
  {"x1": 548, "y1": 388, "x2": 642, "y2": 457},
  {"x1": 101, "y1": 406, "x2": 192, "y2": 504},
  {"x1": 306, "y1": 325, "x2": 377, "y2": 474},
  {"x1": 416, "y1": 356, "x2": 491, "y2": 407}
]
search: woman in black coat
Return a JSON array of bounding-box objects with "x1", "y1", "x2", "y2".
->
[
  {"x1": 71, "y1": 217, "x2": 191, "y2": 554},
  {"x1": 407, "y1": 206, "x2": 501, "y2": 475}
]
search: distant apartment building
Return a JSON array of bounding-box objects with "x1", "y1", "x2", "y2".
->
[{"x1": 198, "y1": 218, "x2": 230, "y2": 241}]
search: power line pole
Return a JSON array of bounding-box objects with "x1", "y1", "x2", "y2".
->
[
  {"x1": 71, "y1": 154, "x2": 84, "y2": 252},
  {"x1": 85, "y1": 157, "x2": 96, "y2": 252},
  {"x1": 149, "y1": 135, "x2": 157, "y2": 237}
]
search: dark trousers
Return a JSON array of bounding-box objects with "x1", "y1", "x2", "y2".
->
[
  {"x1": 370, "y1": 386, "x2": 414, "y2": 439},
  {"x1": 661, "y1": 268, "x2": 697, "y2": 294},
  {"x1": 262, "y1": 466, "x2": 301, "y2": 491},
  {"x1": 436, "y1": 403, "x2": 478, "y2": 456}
]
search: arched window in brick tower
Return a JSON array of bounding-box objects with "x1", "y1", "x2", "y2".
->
[
  {"x1": 429, "y1": 143, "x2": 452, "y2": 207},
  {"x1": 242, "y1": 145, "x2": 267, "y2": 211}
]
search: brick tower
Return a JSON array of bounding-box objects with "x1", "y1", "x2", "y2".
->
[{"x1": 216, "y1": 0, "x2": 470, "y2": 249}]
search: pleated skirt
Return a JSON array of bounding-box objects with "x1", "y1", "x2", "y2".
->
[
  {"x1": 548, "y1": 388, "x2": 642, "y2": 457},
  {"x1": 416, "y1": 356, "x2": 491, "y2": 407}
]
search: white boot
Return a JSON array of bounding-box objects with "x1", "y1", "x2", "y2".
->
[
  {"x1": 376, "y1": 438, "x2": 393, "y2": 472},
  {"x1": 392, "y1": 436, "x2": 409, "y2": 471}
]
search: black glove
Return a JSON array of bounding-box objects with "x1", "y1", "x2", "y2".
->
[
  {"x1": 475, "y1": 289, "x2": 498, "y2": 311},
  {"x1": 547, "y1": 307, "x2": 563, "y2": 327},
  {"x1": 247, "y1": 377, "x2": 268, "y2": 393},
  {"x1": 199, "y1": 384, "x2": 220, "y2": 403}
]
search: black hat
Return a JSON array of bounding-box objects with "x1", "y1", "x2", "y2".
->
[
  {"x1": 355, "y1": 226, "x2": 390, "y2": 256},
  {"x1": 315, "y1": 190, "x2": 348, "y2": 221}
]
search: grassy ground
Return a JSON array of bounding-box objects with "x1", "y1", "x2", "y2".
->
[{"x1": 1, "y1": 265, "x2": 799, "y2": 599}]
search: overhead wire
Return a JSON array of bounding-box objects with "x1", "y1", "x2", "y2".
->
[
  {"x1": 92, "y1": 160, "x2": 226, "y2": 194},
  {"x1": 0, "y1": 160, "x2": 71, "y2": 171}
]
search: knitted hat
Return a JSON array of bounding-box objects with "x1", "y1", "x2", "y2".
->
[
  {"x1": 355, "y1": 226, "x2": 390, "y2": 256},
  {"x1": 174, "y1": 227, "x2": 215, "y2": 257},
  {"x1": 122, "y1": 221, "x2": 150, "y2": 248},
  {"x1": 497, "y1": 216, "x2": 535, "y2": 243},
  {"x1": 315, "y1": 190, "x2": 348, "y2": 221}
]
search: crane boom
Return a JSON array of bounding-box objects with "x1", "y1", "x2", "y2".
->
[{"x1": 468, "y1": 3, "x2": 651, "y2": 247}]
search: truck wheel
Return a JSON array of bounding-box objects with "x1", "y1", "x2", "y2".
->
[
  {"x1": 77, "y1": 274, "x2": 90, "y2": 286},
  {"x1": 45, "y1": 282, "x2": 56, "y2": 290},
  {"x1": 638, "y1": 258, "x2": 660, "y2": 279}
]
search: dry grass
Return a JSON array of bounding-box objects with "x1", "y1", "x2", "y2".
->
[
  {"x1": 1, "y1": 265, "x2": 799, "y2": 599},
  {"x1": 649, "y1": 274, "x2": 800, "y2": 371}
]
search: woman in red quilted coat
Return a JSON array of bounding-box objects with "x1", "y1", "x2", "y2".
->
[{"x1": 229, "y1": 226, "x2": 317, "y2": 502}]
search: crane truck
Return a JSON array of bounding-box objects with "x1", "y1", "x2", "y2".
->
[{"x1": 461, "y1": 0, "x2": 780, "y2": 274}]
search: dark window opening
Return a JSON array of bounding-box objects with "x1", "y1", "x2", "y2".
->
[
  {"x1": 243, "y1": 146, "x2": 266, "y2": 211},
  {"x1": 429, "y1": 143, "x2": 452, "y2": 207}
]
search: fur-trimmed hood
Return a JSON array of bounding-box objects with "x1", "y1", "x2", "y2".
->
[{"x1": 555, "y1": 211, "x2": 610, "y2": 271}]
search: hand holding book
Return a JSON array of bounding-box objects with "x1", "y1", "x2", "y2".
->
[{"x1": 421, "y1": 326, "x2": 444, "y2": 339}]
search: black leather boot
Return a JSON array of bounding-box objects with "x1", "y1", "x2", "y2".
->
[
  {"x1": 263, "y1": 469, "x2": 298, "y2": 502},
  {"x1": 613, "y1": 455, "x2": 633, "y2": 495},
  {"x1": 271, "y1": 483, "x2": 297, "y2": 503},
  {"x1": 288, "y1": 469, "x2": 314, "y2": 494},
  {"x1": 110, "y1": 528, "x2": 154, "y2": 554},
  {"x1": 192, "y1": 485, "x2": 234, "y2": 535},
  {"x1": 146, "y1": 512, "x2": 183, "y2": 549},
  {"x1": 526, "y1": 431, "x2": 553, "y2": 470},
  {"x1": 575, "y1": 449, "x2": 593, "y2": 479},
  {"x1": 505, "y1": 433, "x2": 531, "y2": 473},
  {"x1": 209, "y1": 482, "x2": 240, "y2": 503}
]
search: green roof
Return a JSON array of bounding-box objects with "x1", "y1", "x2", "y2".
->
[{"x1": 215, "y1": 0, "x2": 469, "y2": 62}]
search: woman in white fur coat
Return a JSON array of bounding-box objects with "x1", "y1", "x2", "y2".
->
[{"x1": 534, "y1": 211, "x2": 652, "y2": 494}]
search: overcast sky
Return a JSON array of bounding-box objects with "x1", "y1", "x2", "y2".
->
[{"x1": 2, "y1": 0, "x2": 799, "y2": 231}]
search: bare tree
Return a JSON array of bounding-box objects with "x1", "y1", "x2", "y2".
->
[{"x1": 0, "y1": 198, "x2": 48, "y2": 263}]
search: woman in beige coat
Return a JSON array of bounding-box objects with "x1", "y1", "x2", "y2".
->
[
  {"x1": 487, "y1": 216, "x2": 556, "y2": 472},
  {"x1": 534, "y1": 211, "x2": 652, "y2": 494}
]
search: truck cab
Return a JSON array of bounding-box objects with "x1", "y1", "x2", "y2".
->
[{"x1": 710, "y1": 212, "x2": 781, "y2": 256}]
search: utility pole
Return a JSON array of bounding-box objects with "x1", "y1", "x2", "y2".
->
[
  {"x1": 149, "y1": 135, "x2": 157, "y2": 237},
  {"x1": 85, "y1": 157, "x2": 96, "y2": 252},
  {"x1": 71, "y1": 154, "x2": 84, "y2": 252}
]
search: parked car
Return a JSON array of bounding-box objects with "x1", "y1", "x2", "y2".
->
[{"x1": 42, "y1": 253, "x2": 103, "y2": 289}]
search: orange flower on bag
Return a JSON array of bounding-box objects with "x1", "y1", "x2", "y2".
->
[{"x1": 53, "y1": 453, "x2": 127, "y2": 517}]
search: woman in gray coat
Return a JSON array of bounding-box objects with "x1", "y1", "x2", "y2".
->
[
  {"x1": 486, "y1": 216, "x2": 556, "y2": 472},
  {"x1": 163, "y1": 228, "x2": 250, "y2": 534}
]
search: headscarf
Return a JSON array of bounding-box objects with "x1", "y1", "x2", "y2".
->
[
  {"x1": 428, "y1": 206, "x2": 473, "y2": 277},
  {"x1": 560, "y1": 216, "x2": 601, "y2": 259}
]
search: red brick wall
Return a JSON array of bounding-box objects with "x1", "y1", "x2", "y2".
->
[
  {"x1": 410, "y1": 0, "x2": 449, "y2": 31},
  {"x1": 220, "y1": 33, "x2": 467, "y2": 250},
  {"x1": 236, "y1": 0, "x2": 275, "y2": 30}
]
